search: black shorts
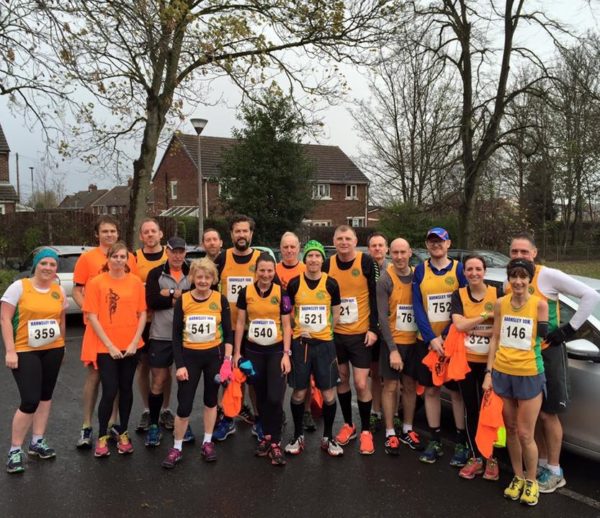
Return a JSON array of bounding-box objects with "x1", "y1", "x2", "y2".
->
[
  {"x1": 147, "y1": 339, "x2": 174, "y2": 368},
  {"x1": 140, "y1": 323, "x2": 152, "y2": 354},
  {"x1": 289, "y1": 338, "x2": 340, "y2": 391},
  {"x1": 541, "y1": 345, "x2": 570, "y2": 414},
  {"x1": 371, "y1": 337, "x2": 381, "y2": 364},
  {"x1": 379, "y1": 343, "x2": 418, "y2": 381},
  {"x1": 334, "y1": 333, "x2": 372, "y2": 369},
  {"x1": 414, "y1": 340, "x2": 459, "y2": 391}
]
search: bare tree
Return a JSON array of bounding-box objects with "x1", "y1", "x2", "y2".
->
[
  {"x1": 31, "y1": 0, "x2": 396, "y2": 244},
  {"x1": 403, "y1": 0, "x2": 574, "y2": 246},
  {"x1": 352, "y1": 26, "x2": 461, "y2": 206}
]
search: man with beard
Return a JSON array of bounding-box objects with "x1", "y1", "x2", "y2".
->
[{"x1": 212, "y1": 215, "x2": 261, "y2": 440}]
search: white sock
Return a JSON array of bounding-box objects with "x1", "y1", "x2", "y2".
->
[
  {"x1": 538, "y1": 457, "x2": 548, "y2": 468},
  {"x1": 385, "y1": 428, "x2": 395, "y2": 437},
  {"x1": 9, "y1": 445, "x2": 21, "y2": 453},
  {"x1": 203, "y1": 433, "x2": 212, "y2": 444},
  {"x1": 173, "y1": 440, "x2": 183, "y2": 451},
  {"x1": 31, "y1": 435, "x2": 43, "y2": 444},
  {"x1": 402, "y1": 423, "x2": 412, "y2": 434},
  {"x1": 547, "y1": 464, "x2": 562, "y2": 475}
]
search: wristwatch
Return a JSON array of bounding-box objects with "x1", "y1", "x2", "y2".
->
[
  {"x1": 284, "y1": 350, "x2": 292, "y2": 356},
  {"x1": 169, "y1": 288, "x2": 175, "y2": 297}
]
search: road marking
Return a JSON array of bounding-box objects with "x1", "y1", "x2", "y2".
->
[{"x1": 558, "y1": 488, "x2": 600, "y2": 511}]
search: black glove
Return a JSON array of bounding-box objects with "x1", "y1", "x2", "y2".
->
[{"x1": 545, "y1": 323, "x2": 576, "y2": 347}]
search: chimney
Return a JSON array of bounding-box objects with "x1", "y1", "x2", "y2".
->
[{"x1": 88, "y1": 184, "x2": 97, "y2": 191}]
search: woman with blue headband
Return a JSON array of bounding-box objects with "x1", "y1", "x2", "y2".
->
[{"x1": 1, "y1": 248, "x2": 68, "y2": 474}]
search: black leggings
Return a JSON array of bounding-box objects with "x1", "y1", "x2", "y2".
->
[
  {"x1": 458, "y1": 361, "x2": 487, "y2": 458},
  {"x1": 12, "y1": 348, "x2": 64, "y2": 414},
  {"x1": 97, "y1": 352, "x2": 139, "y2": 437},
  {"x1": 176, "y1": 345, "x2": 223, "y2": 418},
  {"x1": 246, "y1": 342, "x2": 286, "y2": 443}
]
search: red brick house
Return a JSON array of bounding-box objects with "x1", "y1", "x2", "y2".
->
[
  {"x1": 58, "y1": 184, "x2": 108, "y2": 212},
  {"x1": 0, "y1": 123, "x2": 19, "y2": 214},
  {"x1": 153, "y1": 133, "x2": 370, "y2": 227}
]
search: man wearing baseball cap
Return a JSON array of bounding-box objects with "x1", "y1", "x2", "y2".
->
[
  {"x1": 143, "y1": 236, "x2": 192, "y2": 446},
  {"x1": 284, "y1": 240, "x2": 344, "y2": 457},
  {"x1": 412, "y1": 227, "x2": 469, "y2": 465}
]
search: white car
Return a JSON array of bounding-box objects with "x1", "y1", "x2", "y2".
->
[
  {"x1": 15, "y1": 245, "x2": 94, "y2": 314},
  {"x1": 484, "y1": 268, "x2": 600, "y2": 461}
]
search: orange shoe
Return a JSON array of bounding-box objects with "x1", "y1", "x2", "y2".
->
[
  {"x1": 359, "y1": 431, "x2": 375, "y2": 455},
  {"x1": 335, "y1": 423, "x2": 357, "y2": 446}
]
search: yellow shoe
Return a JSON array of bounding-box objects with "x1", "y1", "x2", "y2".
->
[
  {"x1": 504, "y1": 476, "x2": 525, "y2": 500},
  {"x1": 520, "y1": 479, "x2": 539, "y2": 506}
]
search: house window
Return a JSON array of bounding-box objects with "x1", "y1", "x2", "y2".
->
[
  {"x1": 110, "y1": 206, "x2": 117, "y2": 215},
  {"x1": 312, "y1": 183, "x2": 331, "y2": 200},
  {"x1": 347, "y1": 217, "x2": 365, "y2": 228},
  {"x1": 170, "y1": 180, "x2": 178, "y2": 200},
  {"x1": 303, "y1": 219, "x2": 331, "y2": 227},
  {"x1": 218, "y1": 181, "x2": 233, "y2": 200},
  {"x1": 345, "y1": 184, "x2": 357, "y2": 200},
  {"x1": 0, "y1": 204, "x2": 5, "y2": 215}
]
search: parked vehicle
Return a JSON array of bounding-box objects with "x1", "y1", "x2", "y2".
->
[
  {"x1": 472, "y1": 268, "x2": 600, "y2": 461},
  {"x1": 448, "y1": 249, "x2": 510, "y2": 268},
  {"x1": 15, "y1": 245, "x2": 94, "y2": 314}
]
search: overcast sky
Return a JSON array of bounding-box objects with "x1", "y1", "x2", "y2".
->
[{"x1": 0, "y1": 1, "x2": 598, "y2": 201}]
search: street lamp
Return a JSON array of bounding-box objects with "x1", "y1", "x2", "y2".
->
[{"x1": 191, "y1": 118, "x2": 208, "y2": 245}]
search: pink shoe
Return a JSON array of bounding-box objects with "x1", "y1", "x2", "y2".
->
[
  {"x1": 94, "y1": 435, "x2": 110, "y2": 458},
  {"x1": 117, "y1": 431, "x2": 134, "y2": 455}
]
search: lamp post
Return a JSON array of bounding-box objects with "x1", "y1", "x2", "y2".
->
[{"x1": 191, "y1": 118, "x2": 208, "y2": 245}]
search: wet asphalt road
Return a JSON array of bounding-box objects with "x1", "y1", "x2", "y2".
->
[{"x1": 1, "y1": 317, "x2": 599, "y2": 518}]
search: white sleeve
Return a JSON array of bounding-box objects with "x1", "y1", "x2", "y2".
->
[
  {"x1": 538, "y1": 268, "x2": 600, "y2": 330},
  {"x1": 1, "y1": 280, "x2": 24, "y2": 306}
]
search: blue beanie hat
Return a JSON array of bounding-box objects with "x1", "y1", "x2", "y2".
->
[{"x1": 32, "y1": 248, "x2": 59, "y2": 272}]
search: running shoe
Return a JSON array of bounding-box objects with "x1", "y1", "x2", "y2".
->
[
  {"x1": 320, "y1": 437, "x2": 344, "y2": 457},
  {"x1": 459, "y1": 457, "x2": 484, "y2": 480},
  {"x1": 6, "y1": 450, "x2": 24, "y2": 474},
  {"x1": 183, "y1": 424, "x2": 195, "y2": 443},
  {"x1": 212, "y1": 418, "x2": 236, "y2": 441},
  {"x1": 251, "y1": 419, "x2": 264, "y2": 441},
  {"x1": 399, "y1": 430, "x2": 424, "y2": 451},
  {"x1": 28, "y1": 438, "x2": 56, "y2": 459},
  {"x1": 449, "y1": 443, "x2": 469, "y2": 467},
  {"x1": 94, "y1": 435, "x2": 110, "y2": 458},
  {"x1": 284, "y1": 436, "x2": 305, "y2": 455},
  {"x1": 335, "y1": 423, "x2": 357, "y2": 446},
  {"x1": 161, "y1": 447, "x2": 182, "y2": 469},
  {"x1": 109, "y1": 424, "x2": 120, "y2": 442},
  {"x1": 145, "y1": 425, "x2": 162, "y2": 447},
  {"x1": 359, "y1": 431, "x2": 375, "y2": 455},
  {"x1": 369, "y1": 413, "x2": 382, "y2": 434},
  {"x1": 384, "y1": 435, "x2": 400, "y2": 456},
  {"x1": 520, "y1": 479, "x2": 539, "y2": 506},
  {"x1": 136, "y1": 410, "x2": 150, "y2": 433},
  {"x1": 159, "y1": 409, "x2": 175, "y2": 430},
  {"x1": 201, "y1": 441, "x2": 217, "y2": 462},
  {"x1": 268, "y1": 443, "x2": 286, "y2": 466},
  {"x1": 255, "y1": 436, "x2": 272, "y2": 457},
  {"x1": 393, "y1": 416, "x2": 403, "y2": 436},
  {"x1": 419, "y1": 440, "x2": 443, "y2": 464},
  {"x1": 76, "y1": 426, "x2": 93, "y2": 449},
  {"x1": 483, "y1": 457, "x2": 500, "y2": 481},
  {"x1": 303, "y1": 411, "x2": 317, "y2": 432},
  {"x1": 504, "y1": 476, "x2": 525, "y2": 500},
  {"x1": 117, "y1": 431, "x2": 134, "y2": 454},
  {"x1": 538, "y1": 467, "x2": 566, "y2": 493},
  {"x1": 236, "y1": 404, "x2": 255, "y2": 425}
]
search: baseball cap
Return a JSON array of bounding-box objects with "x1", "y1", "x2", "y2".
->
[
  {"x1": 506, "y1": 258, "x2": 535, "y2": 280},
  {"x1": 426, "y1": 227, "x2": 450, "y2": 241},
  {"x1": 167, "y1": 236, "x2": 187, "y2": 250},
  {"x1": 302, "y1": 240, "x2": 326, "y2": 262}
]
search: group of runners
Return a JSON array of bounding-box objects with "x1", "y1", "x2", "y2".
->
[{"x1": 2, "y1": 213, "x2": 599, "y2": 507}]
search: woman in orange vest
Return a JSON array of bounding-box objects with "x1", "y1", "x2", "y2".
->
[
  {"x1": 450, "y1": 255, "x2": 499, "y2": 480},
  {"x1": 82, "y1": 241, "x2": 147, "y2": 458},
  {"x1": 1, "y1": 248, "x2": 68, "y2": 474},
  {"x1": 161, "y1": 258, "x2": 233, "y2": 468},
  {"x1": 483, "y1": 258, "x2": 548, "y2": 506},
  {"x1": 234, "y1": 253, "x2": 292, "y2": 466}
]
